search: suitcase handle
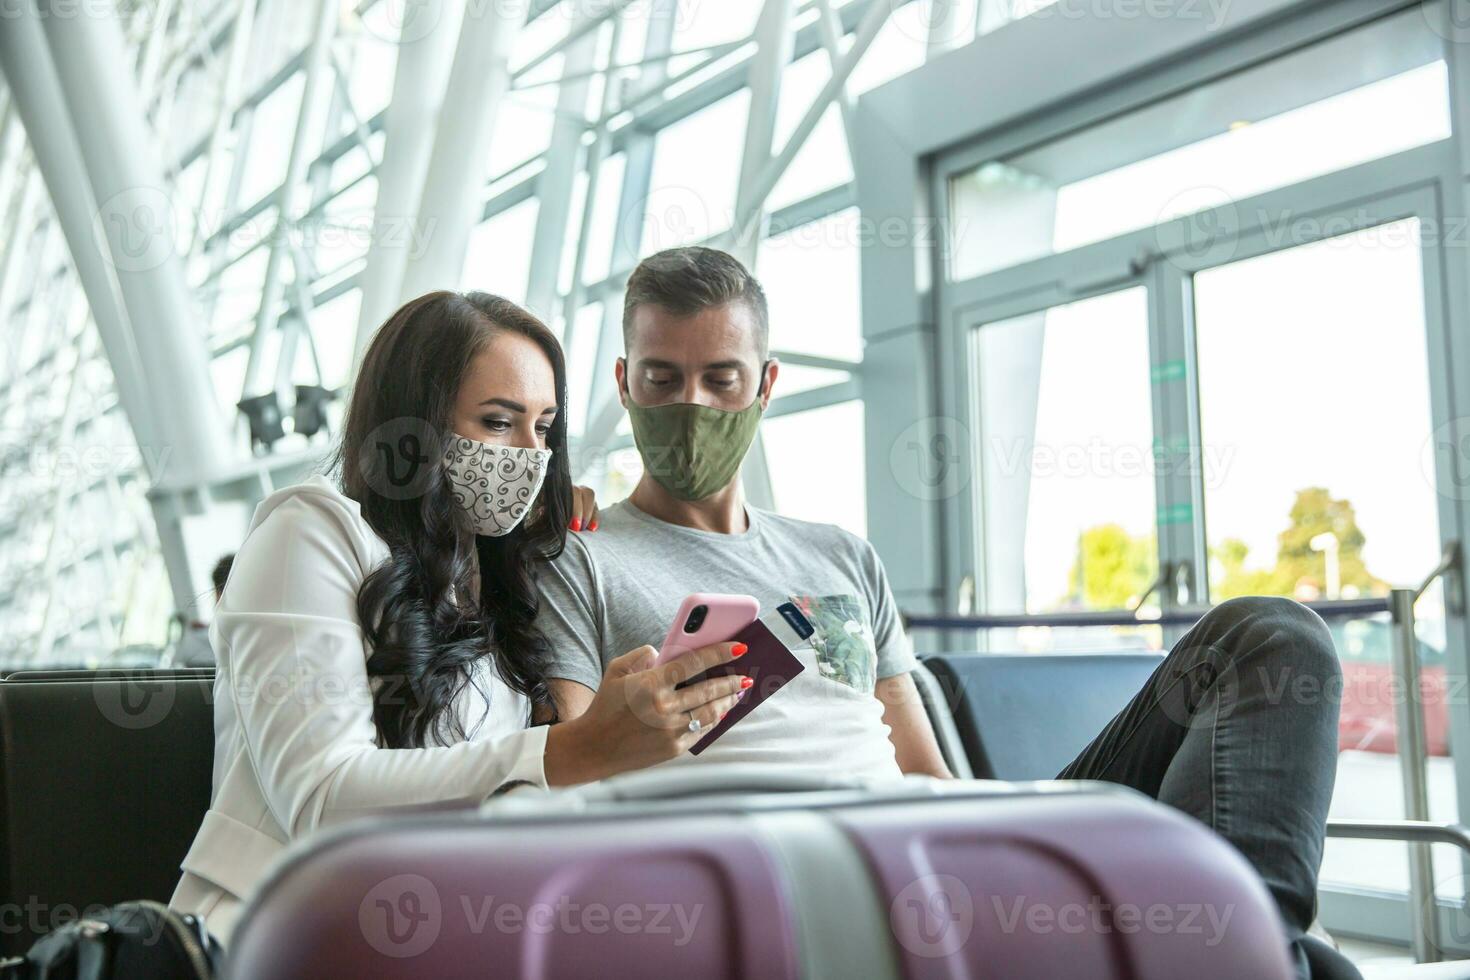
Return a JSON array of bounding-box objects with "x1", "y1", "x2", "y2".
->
[{"x1": 579, "y1": 764, "x2": 873, "y2": 802}]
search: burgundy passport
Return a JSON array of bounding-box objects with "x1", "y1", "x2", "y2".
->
[{"x1": 675, "y1": 615, "x2": 805, "y2": 755}]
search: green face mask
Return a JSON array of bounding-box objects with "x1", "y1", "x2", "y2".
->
[{"x1": 625, "y1": 391, "x2": 764, "y2": 501}]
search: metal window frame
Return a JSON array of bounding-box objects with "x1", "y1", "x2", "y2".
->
[
  {"x1": 855, "y1": 0, "x2": 1470, "y2": 951},
  {"x1": 0, "y1": 0, "x2": 920, "y2": 660}
]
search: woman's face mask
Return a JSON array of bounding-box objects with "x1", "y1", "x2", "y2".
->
[{"x1": 443, "y1": 435, "x2": 552, "y2": 536}]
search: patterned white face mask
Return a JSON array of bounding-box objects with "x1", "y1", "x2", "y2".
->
[{"x1": 443, "y1": 435, "x2": 552, "y2": 537}]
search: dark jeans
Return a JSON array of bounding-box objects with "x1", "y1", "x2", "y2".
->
[{"x1": 1055, "y1": 596, "x2": 1351, "y2": 980}]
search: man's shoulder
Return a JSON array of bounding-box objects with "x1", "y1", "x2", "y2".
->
[
  {"x1": 567, "y1": 499, "x2": 653, "y2": 549},
  {"x1": 752, "y1": 509, "x2": 874, "y2": 563},
  {"x1": 545, "y1": 499, "x2": 649, "y2": 575}
]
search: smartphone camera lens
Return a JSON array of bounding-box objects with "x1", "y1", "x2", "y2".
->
[{"x1": 683, "y1": 605, "x2": 708, "y2": 633}]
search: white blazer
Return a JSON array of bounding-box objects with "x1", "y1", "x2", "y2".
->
[{"x1": 168, "y1": 476, "x2": 550, "y2": 944}]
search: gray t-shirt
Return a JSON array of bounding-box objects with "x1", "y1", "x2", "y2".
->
[{"x1": 536, "y1": 498, "x2": 920, "y2": 781}]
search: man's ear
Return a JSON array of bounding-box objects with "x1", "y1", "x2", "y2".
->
[
  {"x1": 614, "y1": 357, "x2": 629, "y2": 406},
  {"x1": 759, "y1": 358, "x2": 779, "y2": 410}
]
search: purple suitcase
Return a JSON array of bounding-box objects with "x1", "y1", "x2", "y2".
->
[{"x1": 223, "y1": 771, "x2": 1294, "y2": 979}]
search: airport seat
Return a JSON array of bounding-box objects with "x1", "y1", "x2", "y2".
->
[
  {"x1": 917, "y1": 653, "x2": 1470, "y2": 977},
  {"x1": 227, "y1": 770, "x2": 1296, "y2": 979},
  {"x1": 0, "y1": 663, "x2": 92, "y2": 679},
  {"x1": 0, "y1": 674, "x2": 214, "y2": 958},
  {"x1": 5, "y1": 667, "x2": 216, "y2": 683},
  {"x1": 908, "y1": 658, "x2": 975, "y2": 778},
  {"x1": 919, "y1": 652, "x2": 1164, "y2": 780}
]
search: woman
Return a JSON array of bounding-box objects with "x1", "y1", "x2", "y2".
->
[{"x1": 169, "y1": 291, "x2": 747, "y2": 943}]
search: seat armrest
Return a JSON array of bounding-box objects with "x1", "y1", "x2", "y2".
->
[
  {"x1": 910, "y1": 662, "x2": 975, "y2": 779},
  {"x1": 1326, "y1": 818, "x2": 1470, "y2": 856}
]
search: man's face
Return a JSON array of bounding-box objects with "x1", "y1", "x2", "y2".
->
[{"x1": 618, "y1": 301, "x2": 778, "y2": 410}]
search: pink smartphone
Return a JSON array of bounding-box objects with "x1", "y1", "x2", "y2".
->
[{"x1": 657, "y1": 593, "x2": 760, "y2": 663}]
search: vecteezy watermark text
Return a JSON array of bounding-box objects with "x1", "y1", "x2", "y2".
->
[{"x1": 358, "y1": 876, "x2": 706, "y2": 958}]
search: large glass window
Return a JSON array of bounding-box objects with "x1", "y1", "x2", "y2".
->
[
  {"x1": 489, "y1": 62, "x2": 561, "y2": 179},
  {"x1": 767, "y1": 51, "x2": 853, "y2": 212},
  {"x1": 971, "y1": 287, "x2": 1157, "y2": 617},
  {"x1": 757, "y1": 207, "x2": 863, "y2": 361},
  {"x1": 237, "y1": 72, "x2": 305, "y2": 210},
  {"x1": 461, "y1": 198, "x2": 540, "y2": 304},
  {"x1": 308, "y1": 289, "x2": 363, "y2": 391},
  {"x1": 643, "y1": 92, "x2": 751, "y2": 252},
  {"x1": 948, "y1": 11, "x2": 1449, "y2": 281},
  {"x1": 1195, "y1": 219, "x2": 1439, "y2": 603},
  {"x1": 0, "y1": 0, "x2": 952, "y2": 667},
  {"x1": 765, "y1": 400, "x2": 868, "y2": 537},
  {"x1": 847, "y1": 0, "x2": 935, "y2": 96},
  {"x1": 1194, "y1": 216, "x2": 1454, "y2": 896}
]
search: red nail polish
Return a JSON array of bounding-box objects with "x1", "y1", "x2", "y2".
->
[
  {"x1": 570, "y1": 517, "x2": 582, "y2": 531},
  {"x1": 740, "y1": 676, "x2": 753, "y2": 690},
  {"x1": 588, "y1": 521, "x2": 598, "y2": 531},
  {"x1": 731, "y1": 642, "x2": 748, "y2": 657}
]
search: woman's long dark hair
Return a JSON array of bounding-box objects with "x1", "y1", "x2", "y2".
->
[{"x1": 332, "y1": 291, "x2": 572, "y2": 748}]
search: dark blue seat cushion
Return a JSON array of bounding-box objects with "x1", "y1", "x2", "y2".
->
[{"x1": 921, "y1": 652, "x2": 1163, "y2": 781}]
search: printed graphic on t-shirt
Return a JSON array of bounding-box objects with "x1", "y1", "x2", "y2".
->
[{"x1": 788, "y1": 593, "x2": 877, "y2": 694}]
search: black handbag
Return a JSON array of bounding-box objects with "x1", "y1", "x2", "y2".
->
[{"x1": 0, "y1": 901, "x2": 222, "y2": 980}]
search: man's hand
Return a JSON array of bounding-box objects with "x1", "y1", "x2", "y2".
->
[
  {"x1": 554, "y1": 667, "x2": 954, "y2": 779},
  {"x1": 877, "y1": 673, "x2": 954, "y2": 779}
]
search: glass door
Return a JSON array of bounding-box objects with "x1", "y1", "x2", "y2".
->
[
  {"x1": 957, "y1": 285, "x2": 1165, "y2": 653},
  {"x1": 1177, "y1": 188, "x2": 1460, "y2": 908},
  {"x1": 939, "y1": 169, "x2": 1469, "y2": 939},
  {"x1": 936, "y1": 204, "x2": 1188, "y2": 652},
  {"x1": 922, "y1": 0, "x2": 1470, "y2": 949}
]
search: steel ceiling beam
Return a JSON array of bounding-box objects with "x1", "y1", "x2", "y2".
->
[
  {"x1": 351, "y1": 0, "x2": 467, "y2": 363},
  {"x1": 399, "y1": 0, "x2": 531, "y2": 298},
  {"x1": 36, "y1": 0, "x2": 232, "y2": 487}
]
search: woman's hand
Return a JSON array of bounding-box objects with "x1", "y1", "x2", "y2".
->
[
  {"x1": 570, "y1": 485, "x2": 599, "y2": 532},
  {"x1": 544, "y1": 642, "x2": 750, "y2": 786}
]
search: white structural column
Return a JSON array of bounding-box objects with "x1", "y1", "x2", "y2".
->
[
  {"x1": 732, "y1": 0, "x2": 796, "y2": 264},
  {"x1": 730, "y1": 0, "x2": 797, "y2": 511},
  {"x1": 524, "y1": 10, "x2": 601, "y2": 323},
  {"x1": 577, "y1": 0, "x2": 679, "y2": 476},
  {"x1": 558, "y1": 16, "x2": 623, "y2": 367},
  {"x1": 727, "y1": 0, "x2": 896, "y2": 249},
  {"x1": 352, "y1": 0, "x2": 467, "y2": 362},
  {"x1": 0, "y1": 7, "x2": 165, "y2": 474},
  {"x1": 188, "y1": 0, "x2": 259, "y2": 257},
  {"x1": 812, "y1": 0, "x2": 856, "y2": 139},
  {"x1": 135, "y1": 0, "x2": 179, "y2": 97},
  {"x1": 35, "y1": 0, "x2": 231, "y2": 486},
  {"x1": 399, "y1": 0, "x2": 531, "y2": 299},
  {"x1": 240, "y1": 0, "x2": 337, "y2": 398}
]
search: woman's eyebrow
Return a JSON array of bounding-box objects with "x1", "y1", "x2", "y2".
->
[{"x1": 478, "y1": 397, "x2": 558, "y2": 416}]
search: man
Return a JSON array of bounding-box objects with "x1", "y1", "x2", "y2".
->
[
  {"x1": 538, "y1": 247, "x2": 951, "y2": 781},
  {"x1": 538, "y1": 246, "x2": 1342, "y2": 976}
]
